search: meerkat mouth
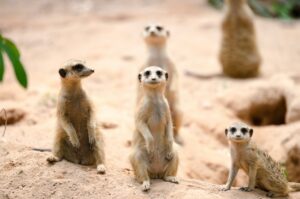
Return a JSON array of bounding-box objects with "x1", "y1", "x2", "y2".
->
[{"x1": 148, "y1": 81, "x2": 160, "y2": 85}]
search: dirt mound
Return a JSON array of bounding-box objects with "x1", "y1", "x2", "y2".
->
[
  {"x1": 219, "y1": 76, "x2": 300, "y2": 126},
  {"x1": 1, "y1": 140, "x2": 299, "y2": 199}
]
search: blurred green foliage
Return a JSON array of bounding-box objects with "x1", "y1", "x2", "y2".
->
[
  {"x1": 208, "y1": 0, "x2": 300, "y2": 19},
  {"x1": 0, "y1": 34, "x2": 28, "y2": 88}
]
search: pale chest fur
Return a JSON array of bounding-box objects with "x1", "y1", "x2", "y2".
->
[
  {"x1": 145, "y1": 98, "x2": 168, "y2": 136},
  {"x1": 58, "y1": 92, "x2": 91, "y2": 134},
  {"x1": 230, "y1": 145, "x2": 257, "y2": 173}
]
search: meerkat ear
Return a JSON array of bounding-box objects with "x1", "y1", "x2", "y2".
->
[
  {"x1": 165, "y1": 72, "x2": 168, "y2": 80},
  {"x1": 59, "y1": 68, "x2": 67, "y2": 78},
  {"x1": 225, "y1": 128, "x2": 228, "y2": 136},
  {"x1": 249, "y1": 129, "x2": 253, "y2": 137},
  {"x1": 138, "y1": 73, "x2": 142, "y2": 82}
]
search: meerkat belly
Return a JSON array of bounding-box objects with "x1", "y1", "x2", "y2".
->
[
  {"x1": 65, "y1": 101, "x2": 94, "y2": 164},
  {"x1": 147, "y1": 111, "x2": 168, "y2": 173}
]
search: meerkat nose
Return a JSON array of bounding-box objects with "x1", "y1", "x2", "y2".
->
[
  {"x1": 91, "y1": 69, "x2": 95, "y2": 73},
  {"x1": 151, "y1": 78, "x2": 156, "y2": 81}
]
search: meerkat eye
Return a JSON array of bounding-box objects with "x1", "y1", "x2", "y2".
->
[
  {"x1": 144, "y1": 70, "x2": 151, "y2": 77},
  {"x1": 145, "y1": 26, "x2": 150, "y2": 31},
  {"x1": 72, "y1": 64, "x2": 84, "y2": 71},
  {"x1": 241, "y1": 128, "x2": 248, "y2": 134},
  {"x1": 156, "y1": 70, "x2": 162, "y2": 77},
  {"x1": 156, "y1": 26, "x2": 163, "y2": 31},
  {"x1": 230, "y1": 127, "x2": 236, "y2": 134}
]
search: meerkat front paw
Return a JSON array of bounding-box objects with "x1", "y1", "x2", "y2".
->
[
  {"x1": 141, "y1": 180, "x2": 150, "y2": 192},
  {"x1": 165, "y1": 151, "x2": 174, "y2": 161},
  {"x1": 146, "y1": 139, "x2": 154, "y2": 157},
  {"x1": 239, "y1": 187, "x2": 253, "y2": 192},
  {"x1": 88, "y1": 134, "x2": 95, "y2": 147},
  {"x1": 70, "y1": 136, "x2": 80, "y2": 148},
  {"x1": 96, "y1": 164, "x2": 106, "y2": 174},
  {"x1": 164, "y1": 176, "x2": 179, "y2": 184}
]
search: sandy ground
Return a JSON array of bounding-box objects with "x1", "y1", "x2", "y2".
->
[{"x1": 0, "y1": 0, "x2": 300, "y2": 198}]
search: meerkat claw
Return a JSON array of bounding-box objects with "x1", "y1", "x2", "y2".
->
[
  {"x1": 239, "y1": 187, "x2": 253, "y2": 192},
  {"x1": 141, "y1": 181, "x2": 150, "y2": 192},
  {"x1": 97, "y1": 164, "x2": 106, "y2": 174},
  {"x1": 164, "y1": 176, "x2": 179, "y2": 184}
]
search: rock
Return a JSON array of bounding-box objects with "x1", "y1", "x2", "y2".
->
[
  {"x1": 0, "y1": 108, "x2": 26, "y2": 126},
  {"x1": 285, "y1": 145, "x2": 300, "y2": 182}
]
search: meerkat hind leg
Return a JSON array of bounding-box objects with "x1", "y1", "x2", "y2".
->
[
  {"x1": 171, "y1": 105, "x2": 183, "y2": 145},
  {"x1": 130, "y1": 152, "x2": 151, "y2": 191},
  {"x1": 266, "y1": 192, "x2": 288, "y2": 198},
  {"x1": 47, "y1": 138, "x2": 64, "y2": 164},
  {"x1": 93, "y1": 143, "x2": 106, "y2": 174},
  {"x1": 163, "y1": 152, "x2": 179, "y2": 184}
]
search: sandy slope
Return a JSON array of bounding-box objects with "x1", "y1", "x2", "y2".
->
[
  {"x1": 0, "y1": 0, "x2": 300, "y2": 198},
  {"x1": 1, "y1": 140, "x2": 299, "y2": 199}
]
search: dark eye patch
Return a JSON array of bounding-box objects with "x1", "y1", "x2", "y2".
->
[
  {"x1": 230, "y1": 127, "x2": 236, "y2": 134},
  {"x1": 144, "y1": 70, "x2": 151, "y2": 77},
  {"x1": 156, "y1": 70, "x2": 162, "y2": 77},
  {"x1": 156, "y1": 26, "x2": 163, "y2": 31},
  {"x1": 145, "y1": 26, "x2": 150, "y2": 31},
  {"x1": 241, "y1": 128, "x2": 248, "y2": 134},
  {"x1": 72, "y1": 64, "x2": 84, "y2": 71}
]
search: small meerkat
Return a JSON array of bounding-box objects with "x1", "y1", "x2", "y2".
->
[
  {"x1": 222, "y1": 122, "x2": 300, "y2": 197},
  {"x1": 219, "y1": 0, "x2": 262, "y2": 78},
  {"x1": 130, "y1": 66, "x2": 179, "y2": 192},
  {"x1": 47, "y1": 60, "x2": 106, "y2": 174},
  {"x1": 137, "y1": 24, "x2": 183, "y2": 145}
]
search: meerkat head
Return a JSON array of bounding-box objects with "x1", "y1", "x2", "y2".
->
[
  {"x1": 225, "y1": 122, "x2": 253, "y2": 143},
  {"x1": 138, "y1": 66, "x2": 168, "y2": 89},
  {"x1": 58, "y1": 60, "x2": 94, "y2": 81},
  {"x1": 143, "y1": 24, "x2": 170, "y2": 46}
]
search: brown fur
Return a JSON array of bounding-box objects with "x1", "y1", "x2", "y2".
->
[
  {"x1": 130, "y1": 66, "x2": 179, "y2": 191},
  {"x1": 47, "y1": 60, "x2": 106, "y2": 174},
  {"x1": 219, "y1": 0, "x2": 262, "y2": 78},
  {"x1": 137, "y1": 24, "x2": 183, "y2": 144},
  {"x1": 222, "y1": 122, "x2": 300, "y2": 198}
]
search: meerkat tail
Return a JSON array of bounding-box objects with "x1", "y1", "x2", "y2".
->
[
  {"x1": 288, "y1": 182, "x2": 300, "y2": 192},
  {"x1": 32, "y1": 148, "x2": 51, "y2": 152},
  {"x1": 185, "y1": 70, "x2": 223, "y2": 79}
]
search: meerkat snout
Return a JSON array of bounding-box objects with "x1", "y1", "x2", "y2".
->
[
  {"x1": 58, "y1": 60, "x2": 94, "y2": 79},
  {"x1": 225, "y1": 123, "x2": 253, "y2": 143}
]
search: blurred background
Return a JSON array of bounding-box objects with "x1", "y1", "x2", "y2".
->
[{"x1": 0, "y1": 0, "x2": 300, "y2": 198}]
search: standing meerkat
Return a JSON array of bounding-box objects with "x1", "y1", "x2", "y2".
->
[
  {"x1": 130, "y1": 66, "x2": 179, "y2": 192},
  {"x1": 219, "y1": 0, "x2": 262, "y2": 78},
  {"x1": 222, "y1": 122, "x2": 300, "y2": 197},
  {"x1": 137, "y1": 24, "x2": 183, "y2": 145},
  {"x1": 47, "y1": 60, "x2": 106, "y2": 174}
]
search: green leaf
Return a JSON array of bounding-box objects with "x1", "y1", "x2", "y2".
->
[
  {"x1": 0, "y1": 50, "x2": 4, "y2": 81},
  {"x1": 2, "y1": 38, "x2": 28, "y2": 88}
]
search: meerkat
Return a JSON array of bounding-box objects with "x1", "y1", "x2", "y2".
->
[
  {"x1": 47, "y1": 60, "x2": 106, "y2": 174},
  {"x1": 130, "y1": 66, "x2": 179, "y2": 192},
  {"x1": 222, "y1": 122, "x2": 300, "y2": 197},
  {"x1": 137, "y1": 24, "x2": 183, "y2": 145},
  {"x1": 219, "y1": 0, "x2": 262, "y2": 78}
]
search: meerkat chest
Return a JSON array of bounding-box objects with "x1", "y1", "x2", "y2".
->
[
  {"x1": 147, "y1": 101, "x2": 168, "y2": 133},
  {"x1": 63, "y1": 96, "x2": 90, "y2": 123},
  {"x1": 234, "y1": 149, "x2": 257, "y2": 173}
]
